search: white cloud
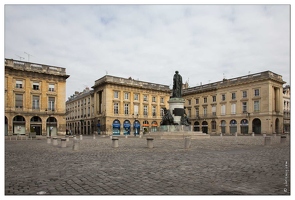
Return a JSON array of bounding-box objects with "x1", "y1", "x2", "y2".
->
[{"x1": 4, "y1": 4, "x2": 290, "y2": 98}]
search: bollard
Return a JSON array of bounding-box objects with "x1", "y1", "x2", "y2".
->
[
  {"x1": 125, "y1": 135, "x2": 128, "y2": 139},
  {"x1": 112, "y1": 137, "x2": 119, "y2": 148},
  {"x1": 80, "y1": 135, "x2": 83, "y2": 140},
  {"x1": 61, "y1": 138, "x2": 67, "y2": 148},
  {"x1": 264, "y1": 136, "x2": 271, "y2": 146},
  {"x1": 47, "y1": 136, "x2": 51, "y2": 144},
  {"x1": 252, "y1": 132, "x2": 255, "y2": 137},
  {"x1": 93, "y1": 134, "x2": 96, "y2": 140},
  {"x1": 280, "y1": 135, "x2": 286, "y2": 144},
  {"x1": 110, "y1": 135, "x2": 113, "y2": 139},
  {"x1": 235, "y1": 132, "x2": 238, "y2": 137},
  {"x1": 72, "y1": 139, "x2": 80, "y2": 151},
  {"x1": 65, "y1": 135, "x2": 69, "y2": 142},
  {"x1": 52, "y1": 137, "x2": 58, "y2": 146},
  {"x1": 147, "y1": 137, "x2": 154, "y2": 148},
  {"x1": 184, "y1": 137, "x2": 191, "y2": 149},
  {"x1": 220, "y1": 133, "x2": 223, "y2": 137}
]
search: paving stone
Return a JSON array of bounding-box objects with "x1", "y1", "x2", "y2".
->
[{"x1": 5, "y1": 135, "x2": 290, "y2": 195}]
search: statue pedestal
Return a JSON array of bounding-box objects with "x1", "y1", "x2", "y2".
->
[{"x1": 168, "y1": 98, "x2": 185, "y2": 125}]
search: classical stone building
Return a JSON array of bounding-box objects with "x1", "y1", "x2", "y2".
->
[
  {"x1": 66, "y1": 87, "x2": 95, "y2": 135},
  {"x1": 183, "y1": 71, "x2": 286, "y2": 135},
  {"x1": 66, "y1": 75, "x2": 171, "y2": 135},
  {"x1": 283, "y1": 85, "x2": 290, "y2": 134},
  {"x1": 4, "y1": 58, "x2": 69, "y2": 136}
]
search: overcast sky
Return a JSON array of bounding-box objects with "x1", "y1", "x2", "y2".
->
[{"x1": 4, "y1": 4, "x2": 291, "y2": 99}]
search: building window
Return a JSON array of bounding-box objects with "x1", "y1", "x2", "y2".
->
[
  {"x1": 152, "y1": 106, "x2": 156, "y2": 116},
  {"x1": 114, "y1": 91, "x2": 119, "y2": 99},
  {"x1": 212, "y1": 105, "x2": 216, "y2": 116},
  {"x1": 48, "y1": 97, "x2": 55, "y2": 111},
  {"x1": 33, "y1": 82, "x2": 40, "y2": 90},
  {"x1": 160, "y1": 97, "x2": 164, "y2": 103},
  {"x1": 187, "y1": 108, "x2": 191, "y2": 117},
  {"x1": 152, "y1": 96, "x2": 156, "y2": 103},
  {"x1": 221, "y1": 104, "x2": 226, "y2": 115},
  {"x1": 242, "y1": 102, "x2": 247, "y2": 113},
  {"x1": 195, "y1": 107, "x2": 199, "y2": 117},
  {"x1": 203, "y1": 107, "x2": 207, "y2": 117},
  {"x1": 16, "y1": 80, "x2": 23, "y2": 89},
  {"x1": 232, "y1": 93, "x2": 236, "y2": 100},
  {"x1": 242, "y1": 91, "x2": 247, "y2": 98},
  {"x1": 212, "y1": 96, "x2": 216, "y2": 102},
  {"x1": 134, "y1": 93, "x2": 139, "y2": 101},
  {"x1": 143, "y1": 95, "x2": 148, "y2": 102},
  {"x1": 160, "y1": 108, "x2": 164, "y2": 116},
  {"x1": 188, "y1": 99, "x2": 191, "y2": 105},
  {"x1": 204, "y1": 97, "x2": 207, "y2": 103},
  {"x1": 231, "y1": 103, "x2": 236, "y2": 114},
  {"x1": 114, "y1": 103, "x2": 119, "y2": 114},
  {"x1": 124, "y1": 92, "x2": 129, "y2": 100},
  {"x1": 196, "y1": 98, "x2": 199, "y2": 104},
  {"x1": 15, "y1": 94, "x2": 23, "y2": 108},
  {"x1": 124, "y1": 104, "x2": 129, "y2": 115},
  {"x1": 254, "y1": 89, "x2": 260, "y2": 97},
  {"x1": 143, "y1": 105, "x2": 148, "y2": 116},
  {"x1": 254, "y1": 101, "x2": 260, "y2": 112},
  {"x1": 49, "y1": 84, "x2": 55, "y2": 92},
  {"x1": 32, "y1": 96, "x2": 40, "y2": 109},
  {"x1": 221, "y1": 94, "x2": 226, "y2": 101},
  {"x1": 134, "y1": 105, "x2": 139, "y2": 116}
]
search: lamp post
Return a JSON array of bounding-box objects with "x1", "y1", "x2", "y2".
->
[
  {"x1": 266, "y1": 118, "x2": 270, "y2": 134},
  {"x1": 80, "y1": 119, "x2": 84, "y2": 135},
  {"x1": 132, "y1": 113, "x2": 139, "y2": 136},
  {"x1": 245, "y1": 112, "x2": 250, "y2": 134}
]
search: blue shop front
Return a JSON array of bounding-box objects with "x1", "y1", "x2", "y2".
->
[
  {"x1": 123, "y1": 120, "x2": 131, "y2": 135},
  {"x1": 133, "y1": 120, "x2": 140, "y2": 136},
  {"x1": 112, "y1": 119, "x2": 121, "y2": 135}
]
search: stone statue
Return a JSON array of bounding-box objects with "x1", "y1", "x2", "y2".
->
[
  {"x1": 172, "y1": 71, "x2": 182, "y2": 98},
  {"x1": 160, "y1": 108, "x2": 174, "y2": 125},
  {"x1": 180, "y1": 113, "x2": 190, "y2": 126}
]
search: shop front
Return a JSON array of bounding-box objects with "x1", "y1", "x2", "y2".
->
[
  {"x1": 112, "y1": 119, "x2": 121, "y2": 135},
  {"x1": 123, "y1": 120, "x2": 131, "y2": 135}
]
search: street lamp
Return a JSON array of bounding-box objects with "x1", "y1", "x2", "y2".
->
[
  {"x1": 244, "y1": 111, "x2": 250, "y2": 134},
  {"x1": 80, "y1": 119, "x2": 84, "y2": 135},
  {"x1": 266, "y1": 118, "x2": 271, "y2": 134}
]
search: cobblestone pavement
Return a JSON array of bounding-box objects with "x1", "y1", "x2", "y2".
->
[{"x1": 5, "y1": 135, "x2": 290, "y2": 195}]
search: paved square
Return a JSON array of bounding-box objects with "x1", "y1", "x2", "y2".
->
[{"x1": 5, "y1": 135, "x2": 290, "y2": 195}]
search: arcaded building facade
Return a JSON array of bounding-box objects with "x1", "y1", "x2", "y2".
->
[
  {"x1": 283, "y1": 85, "x2": 290, "y2": 134},
  {"x1": 66, "y1": 75, "x2": 171, "y2": 135},
  {"x1": 5, "y1": 59, "x2": 69, "y2": 136},
  {"x1": 66, "y1": 87, "x2": 95, "y2": 135},
  {"x1": 183, "y1": 71, "x2": 286, "y2": 135}
]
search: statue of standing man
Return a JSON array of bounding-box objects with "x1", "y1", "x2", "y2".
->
[{"x1": 172, "y1": 71, "x2": 183, "y2": 98}]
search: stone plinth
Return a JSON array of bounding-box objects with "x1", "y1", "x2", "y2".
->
[
  {"x1": 147, "y1": 137, "x2": 154, "y2": 148},
  {"x1": 168, "y1": 98, "x2": 185, "y2": 125}
]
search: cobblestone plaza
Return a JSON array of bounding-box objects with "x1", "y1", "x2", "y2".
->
[{"x1": 5, "y1": 135, "x2": 290, "y2": 195}]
